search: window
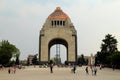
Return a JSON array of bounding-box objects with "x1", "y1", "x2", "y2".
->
[
  {"x1": 52, "y1": 21, "x2": 53, "y2": 26},
  {"x1": 55, "y1": 21, "x2": 56, "y2": 26},
  {"x1": 57, "y1": 21, "x2": 59, "y2": 25},
  {"x1": 63, "y1": 21, "x2": 65, "y2": 26},
  {"x1": 51, "y1": 20, "x2": 65, "y2": 27},
  {"x1": 60, "y1": 21, "x2": 62, "y2": 26}
]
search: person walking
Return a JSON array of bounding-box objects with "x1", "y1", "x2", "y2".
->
[
  {"x1": 8, "y1": 67, "x2": 11, "y2": 74},
  {"x1": 85, "y1": 66, "x2": 89, "y2": 75},
  {"x1": 13, "y1": 66, "x2": 16, "y2": 74},
  {"x1": 73, "y1": 65, "x2": 76, "y2": 73},
  {"x1": 94, "y1": 66, "x2": 97, "y2": 75},
  {"x1": 99, "y1": 64, "x2": 102, "y2": 70},
  {"x1": 50, "y1": 64, "x2": 53, "y2": 73}
]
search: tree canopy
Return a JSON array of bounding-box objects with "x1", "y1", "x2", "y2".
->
[
  {"x1": 77, "y1": 54, "x2": 87, "y2": 65},
  {"x1": 95, "y1": 34, "x2": 118, "y2": 66},
  {"x1": 108, "y1": 51, "x2": 120, "y2": 65},
  {"x1": 101, "y1": 34, "x2": 117, "y2": 54},
  {"x1": 0, "y1": 40, "x2": 20, "y2": 66},
  {"x1": 32, "y1": 54, "x2": 38, "y2": 65}
]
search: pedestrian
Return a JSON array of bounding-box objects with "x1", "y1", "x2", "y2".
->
[
  {"x1": 73, "y1": 65, "x2": 76, "y2": 73},
  {"x1": 85, "y1": 66, "x2": 89, "y2": 75},
  {"x1": 13, "y1": 66, "x2": 16, "y2": 73},
  {"x1": 50, "y1": 64, "x2": 53, "y2": 73},
  {"x1": 8, "y1": 67, "x2": 11, "y2": 74},
  {"x1": 90, "y1": 67, "x2": 94, "y2": 75},
  {"x1": 94, "y1": 66, "x2": 97, "y2": 75},
  {"x1": 112, "y1": 65, "x2": 115, "y2": 71}
]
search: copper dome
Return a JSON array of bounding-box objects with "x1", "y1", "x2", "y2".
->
[{"x1": 48, "y1": 7, "x2": 69, "y2": 19}]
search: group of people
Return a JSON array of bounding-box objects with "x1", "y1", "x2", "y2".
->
[
  {"x1": 85, "y1": 66, "x2": 97, "y2": 75},
  {"x1": 69, "y1": 64, "x2": 98, "y2": 75},
  {"x1": 8, "y1": 66, "x2": 16, "y2": 74},
  {"x1": 71, "y1": 65, "x2": 97, "y2": 75},
  {"x1": 49, "y1": 64, "x2": 98, "y2": 75}
]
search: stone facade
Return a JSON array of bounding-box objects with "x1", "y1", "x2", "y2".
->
[{"x1": 39, "y1": 7, "x2": 77, "y2": 64}]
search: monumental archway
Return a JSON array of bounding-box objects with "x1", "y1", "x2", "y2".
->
[{"x1": 39, "y1": 7, "x2": 77, "y2": 64}]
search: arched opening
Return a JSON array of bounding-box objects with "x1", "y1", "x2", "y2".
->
[
  {"x1": 50, "y1": 44, "x2": 67, "y2": 64},
  {"x1": 48, "y1": 38, "x2": 68, "y2": 64}
]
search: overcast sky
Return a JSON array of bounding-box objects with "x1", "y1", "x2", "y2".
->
[{"x1": 0, "y1": 0, "x2": 120, "y2": 62}]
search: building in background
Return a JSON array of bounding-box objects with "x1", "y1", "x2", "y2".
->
[
  {"x1": 27, "y1": 55, "x2": 34, "y2": 65},
  {"x1": 78, "y1": 54, "x2": 95, "y2": 66}
]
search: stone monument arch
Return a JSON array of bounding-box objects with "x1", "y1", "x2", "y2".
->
[{"x1": 39, "y1": 7, "x2": 77, "y2": 64}]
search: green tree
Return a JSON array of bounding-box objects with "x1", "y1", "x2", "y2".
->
[
  {"x1": 109, "y1": 51, "x2": 120, "y2": 65},
  {"x1": 32, "y1": 54, "x2": 38, "y2": 65},
  {"x1": 101, "y1": 34, "x2": 117, "y2": 54},
  {"x1": 95, "y1": 34, "x2": 118, "y2": 65},
  {"x1": 13, "y1": 48, "x2": 20, "y2": 65},
  {"x1": 49, "y1": 60, "x2": 54, "y2": 64},
  {"x1": 15, "y1": 57, "x2": 20, "y2": 65},
  {"x1": 0, "y1": 40, "x2": 20, "y2": 66},
  {"x1": 77, "y1": 54, "x2": 86, "y2": 65}
]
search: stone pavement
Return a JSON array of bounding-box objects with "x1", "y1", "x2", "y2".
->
[{"x1": 0, "y1": 66, "x2": 120, "y2": 80}]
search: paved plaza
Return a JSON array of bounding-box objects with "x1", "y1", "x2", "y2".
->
[{"x1": 0, "y1": 66, "x2": 120, "y2": 80}]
